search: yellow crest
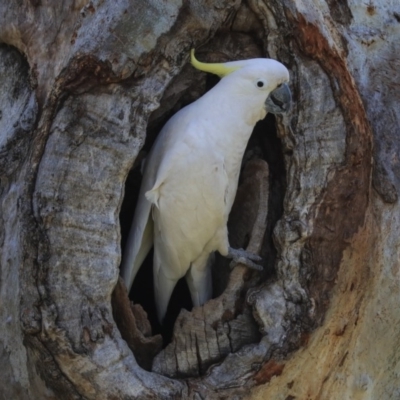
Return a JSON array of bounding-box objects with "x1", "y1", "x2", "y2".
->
[{"x1": 190, "y1": 49, "x2": 240, "y2": 78}]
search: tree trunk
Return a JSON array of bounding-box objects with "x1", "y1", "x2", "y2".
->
[{"x1": 0, "y1": 0, "x2": 399, "y2": 399}]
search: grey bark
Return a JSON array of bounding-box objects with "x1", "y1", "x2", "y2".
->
[{"x1": 0, "y1": 0, "x2": 399, "y2": 399}]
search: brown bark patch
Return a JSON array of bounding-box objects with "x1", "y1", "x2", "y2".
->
[
  {"x1": 112, "y1": 278, "x2": 162, "y2": 371},
  {"x1": 287, "y1": 10, "x2": 373, "y2": 324},
  {"x1": 254, "y1": 360, "x2": 285, "y2": 385},
  {"x1": 62, "y1": 55, "x2": 119, "y2": 92}
]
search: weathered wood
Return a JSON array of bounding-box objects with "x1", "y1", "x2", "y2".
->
[
  {"x1": 0, "y1": 0, "x2": 399, "y2": 399},
  {"x1": 112, "y1": 277, "x2": 162, "y2": 371},
  {"x1": 247, "y1": 1, "x2": 400, "y2": 399}
]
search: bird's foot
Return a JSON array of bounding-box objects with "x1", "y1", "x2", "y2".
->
[{"x1": 227, "y1": 247, "x2": 263, "y2": 271}]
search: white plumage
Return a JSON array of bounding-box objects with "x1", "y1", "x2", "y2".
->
[{"x1": 121, "y1": 50, "x2": 291, "y2": 322}]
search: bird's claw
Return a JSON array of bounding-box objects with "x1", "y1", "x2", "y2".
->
[{"x1": 227, "y1": 247, "x2": 263, "y2": 271}]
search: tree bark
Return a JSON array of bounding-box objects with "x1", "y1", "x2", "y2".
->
[{"x1": 0, "y1": 0, "x2": 399, "y2": 399}]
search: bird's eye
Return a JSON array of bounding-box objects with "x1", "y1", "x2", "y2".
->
[
  {"x1": 277, "y1": 83, "x2": 282, "y2": 88},
  {"x1": 257, "y1": 81, "x2": 264, "y2": 88}
]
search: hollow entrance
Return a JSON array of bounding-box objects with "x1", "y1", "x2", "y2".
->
[{"x1": 116, "y1": 59, "x2": 287, "y2": 374}]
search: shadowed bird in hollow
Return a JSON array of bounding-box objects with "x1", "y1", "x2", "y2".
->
[{"x1": 121, "y1": 49, "x2": 291, "y2": 322}]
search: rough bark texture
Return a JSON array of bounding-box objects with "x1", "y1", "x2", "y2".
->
[{"x1": 0, "y1": 0, "x2": 399, "y2": 399}]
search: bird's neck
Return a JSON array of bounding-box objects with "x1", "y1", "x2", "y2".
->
[
  {"x1": 195, "y1": 87, "x2": 267, "y2": 209},
  {"x1": 198, "y1": 85, "x2": 266, "y2": 154}
]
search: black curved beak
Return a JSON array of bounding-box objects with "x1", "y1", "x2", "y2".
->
[{"x1": 265, "y1": 83, "x2": 291, "y2": 114}]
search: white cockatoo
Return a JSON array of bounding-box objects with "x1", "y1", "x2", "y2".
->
[{"x1": 121, "y1": 50, "x2": 291, "y2": 322}]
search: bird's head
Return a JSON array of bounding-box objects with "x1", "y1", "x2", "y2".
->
[{"x1": 191, "y1": 49, "x2": 291, "y2": 115}]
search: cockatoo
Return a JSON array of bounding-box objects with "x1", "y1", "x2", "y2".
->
[{"x1": 121, "y1": 50, "x2": 291, "y2": 322}]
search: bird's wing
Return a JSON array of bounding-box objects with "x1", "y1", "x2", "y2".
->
[
  {"x1": 120, "y1": 202, "x2": 153, "y2": 291},
  {"x1": 120, "y1": 113, "x2": 192, "y2": 291},
  {"x1": 120, "y1": 163, "x2": 155, "y2": 291}
]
